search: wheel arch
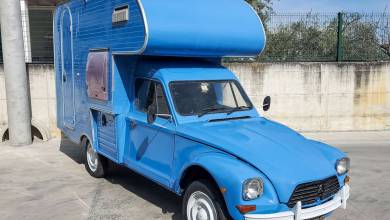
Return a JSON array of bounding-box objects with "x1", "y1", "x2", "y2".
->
[
  {"x1": 79, "y1": 133, "x2": 93, "y2": 149},
  {"x1": 179, "y1": 163, "x2": 232, "y2": 219},
  {"x1": 179, "y1": 164, "x2": 220, "y2": 193},
  {"x1": 177, "y1": 151, "x2": 276, "y2": 220}
]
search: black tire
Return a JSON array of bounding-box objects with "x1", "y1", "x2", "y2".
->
[
  {"x1": 182, "y1": 180, "x2": 230, "y2": 220},
  {"x1": 84, "y1": 141, "x2": 107, "y2": 178}
]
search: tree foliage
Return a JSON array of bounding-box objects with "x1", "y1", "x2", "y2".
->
[
  {"x1": 245, "y1": 0, "x2": 274, "y2": 22},
  {"x1": 259, "y1": 13, "x2": 390, "y2": 62},
  {"x1": 241, "y1": 2, "x2": 390, "y2": 61},
  {"x1": 262, "y1": 17, "x2": 338, "y2": 61},
  {"x1": 343, "y1": 13, "x2": 390, "y2": 61}
]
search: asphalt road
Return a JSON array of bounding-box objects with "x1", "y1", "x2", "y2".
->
[{"x1": 0, "y1": 136, "x2": 389, "y2": 220}]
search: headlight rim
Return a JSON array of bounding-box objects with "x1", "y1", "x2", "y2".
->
[
  {"x1": 336, "y1": 157, "x2": 350, "y2": 175},
  {"x1": 242, "y1": 177, "x2": 264, "y2": 201}
]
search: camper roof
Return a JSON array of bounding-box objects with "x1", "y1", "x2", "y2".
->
[{"x1": 141, "y1": 0, "x2": 266, "y2": 57}]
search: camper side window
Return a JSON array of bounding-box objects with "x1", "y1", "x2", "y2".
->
[
  {"x1": 86, "y1": 51, "x2": 109, "y2": 100},
  {"x1": 135, "y1": 78, "x2": 169, "y2": 115}
]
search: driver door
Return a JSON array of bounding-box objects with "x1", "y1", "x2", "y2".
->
[{"x1": 129, "y1": 78, "x2": 175, "y2": 187}]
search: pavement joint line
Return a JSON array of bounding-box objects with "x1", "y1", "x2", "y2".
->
[
  {"x1": 72, "y1": 191, "x2": 90, "y2": 210},
  {"x1": 88, "y1": 180, "x2": 105, "y2": 219}
]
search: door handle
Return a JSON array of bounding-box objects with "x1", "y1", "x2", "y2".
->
[
  {"x1": 62, "y1": 74, "x2": 67, "y2": 82},
  {"x1": 130, "y1": 120, "x2": 137, "y2": 129}
]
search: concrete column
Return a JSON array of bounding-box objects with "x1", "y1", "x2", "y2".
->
[
  {"x1": 20, "y1": 0, "x2": 32, "y2": 63},
  {"x1": 0, "y1": 0, "x2": 32, "y2": 145}
]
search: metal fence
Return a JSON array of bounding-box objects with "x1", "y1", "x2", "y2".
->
[
  {"x1": 0, "y1": 11, "x2": 389, "y2": 63},
  {"x1": 0, "y1": 8, "x2": 54, "y2": 64},
  {"x1": 28, "y1": 9, "x2": 54, "y2": 63},
  {"x1": 256, "y1": 12, "x2": 390, "y2": 62},
  {"x1": 257, "y1": 13, "x2": 339, "y2": 62}
]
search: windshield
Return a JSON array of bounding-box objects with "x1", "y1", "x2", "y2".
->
[{"x1": 170, "y1": 80, "x2": 253, "y2": 116}]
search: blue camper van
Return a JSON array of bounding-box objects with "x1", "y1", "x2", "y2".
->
[{"x1": 54, "y1": 0, "x2": 350, "y2": 219}]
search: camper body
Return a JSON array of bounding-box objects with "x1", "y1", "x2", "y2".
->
[{"x1": 54, "y1": 0, "x2": 350, "y2": 219}]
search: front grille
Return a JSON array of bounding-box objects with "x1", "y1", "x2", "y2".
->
[{"x1": 287, "y1": 176, "x2": 340, "y2": 208}]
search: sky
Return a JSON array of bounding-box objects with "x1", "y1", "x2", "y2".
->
[{"x1": 272, "y1": 0, "x2": 389, "y2": 13}]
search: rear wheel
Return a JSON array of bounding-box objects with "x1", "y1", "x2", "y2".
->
[
  {"x1": 84, "y1": 142, "x2": 107, "y2": 178},
  {"x1": 183, "y1": 180, "x2": 230, "y2": 220}
]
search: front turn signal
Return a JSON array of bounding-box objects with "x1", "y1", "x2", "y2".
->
[
  {"x1": 344, "y1": 176, "x2": 351, "y2": 184},
  {"x1": 236, "y1": 205, "x2": 256, "y2": 214}
]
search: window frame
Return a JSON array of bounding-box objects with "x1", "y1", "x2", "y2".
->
[
  {"x1": 86, "y1": 49, "x2": 110, "y2": 101},
  {"x1": 168, "y1": 79, "x2": 254, "y2": 117},
  {"x1": 134, "y1": 77, "x2": 173, "y2": 119}
]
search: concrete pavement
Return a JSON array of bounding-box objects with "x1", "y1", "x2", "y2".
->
[
  {"x1": 304, "y1": 131, "x2": 390, "y2": 220},
  {"x1": 0, "y1": 131, "x2": 389, "y2": 220}
]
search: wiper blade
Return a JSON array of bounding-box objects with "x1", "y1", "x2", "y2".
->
[
  {"x1": 227, "y1": 106, "x2": 251, "y2": 115},
  {"x1": 198, "y1": 107, "x2": 230, "y2": 118}
]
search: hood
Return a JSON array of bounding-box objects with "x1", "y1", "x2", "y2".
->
[{"x1": 176, "y1": 117, "x2": 344, "y2": 203}]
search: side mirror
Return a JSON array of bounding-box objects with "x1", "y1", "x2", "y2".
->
[
  {"x1": 263, "y1": 96, "x2": 271, "y2": 112},
  {"x1": 147, "y1": 106, "x2": 157, "y2": 124}
]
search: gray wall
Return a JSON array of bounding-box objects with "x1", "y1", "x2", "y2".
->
[
  {"x1": 0, "y1": 64, "x2": 56, "y2": 140},
  {"x1": 0, "y1": 62, "x2": 389, "y2": 140},
  {"x1": 227, "y1": 62, "x2": 390, "y2": 132}
]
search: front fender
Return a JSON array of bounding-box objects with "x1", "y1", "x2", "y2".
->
[
  {"x1": 310, "y1": 140, "x2": 348, "y2": 186},
  {"x1": 184, "y1": 152, "x2": 281, "y2": 219}
]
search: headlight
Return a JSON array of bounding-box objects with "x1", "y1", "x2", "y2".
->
[
  {"x1": 336, "y1": 157, "x2": 350, "y2": 175},
  {"x1": 243, "y1": 178, "x2": 263, "y2": 200}
]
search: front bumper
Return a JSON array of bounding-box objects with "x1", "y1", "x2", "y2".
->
[{"x1": 245, "y1": 184, "x2": 350, "y2": 220}]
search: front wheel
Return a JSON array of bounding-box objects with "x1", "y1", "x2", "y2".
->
[
  {"x1": 183, "y1": 180, "x2": 230, "y2": 220},
  {"x1": 84, "y1": 142, "x2": 107, "y2": 178}
]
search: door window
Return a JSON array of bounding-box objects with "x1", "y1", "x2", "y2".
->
[{"x1": 135, "y1": 78, "x2": 170, "y2": 116}]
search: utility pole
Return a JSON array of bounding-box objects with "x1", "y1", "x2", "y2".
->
[{"x1": 0, "y1": 0, "x2": 32, "y2": 145}]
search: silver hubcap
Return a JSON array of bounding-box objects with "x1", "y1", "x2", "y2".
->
[
  {"x1": 187, "y1": 191, "x2": 217, "y2": 220},
  {"x1": 87, "y1": 144, "x2": 98, "y2": 172}
]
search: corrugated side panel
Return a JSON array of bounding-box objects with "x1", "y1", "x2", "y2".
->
[
  {"x1": 57, "y1": 0, "x2": 146, "y2": 81},
  {"x1": 97, "y1": 112, "x2": 117, "y2": 159},
  {"x1": 54, "y1": 0, "x2": 146, "y2": 136},
  {"x1": 73, "y1": 0, "x2": 145, "y2": 54}
]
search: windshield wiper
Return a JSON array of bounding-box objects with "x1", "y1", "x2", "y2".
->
[
  {"x1": 227, "y1": 106, "x2": 251, "y2": 115},
  {"x1": 198, "y1": 107, "x2": 230, "y2": 118}
]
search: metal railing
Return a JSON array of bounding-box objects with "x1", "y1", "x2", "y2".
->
[
  {"x1": 1, "y1": 11, "x2": 389, "y2": 63},
  {"x1": 28, "y1": 9, "x2": 54, "y2": 63},
  {"x1": 229, "y1": 12, "x2": 390, "y2": 62},
  {"x1": 0, "y1": 8, "x2": 54, "y2": 64}
]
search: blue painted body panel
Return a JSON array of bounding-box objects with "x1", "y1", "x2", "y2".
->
[
  {"x1": 175, "y1": 117, "x2": 346, "y2": 204},
  {"x1": 96, "y1": 112, "x2": 117, "y2": 159},
  {"x1": 128, "y1": 112, "x2": 176, "y2": 187},
  {"x1": 55, "y1": 0, "x2": 265, "y2": 58},
  {"x1": 54, "y1": 1, "x2": 347, "y2": 220}
]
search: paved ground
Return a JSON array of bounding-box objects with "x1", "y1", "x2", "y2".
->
[
  {"x1": 0, "y1": 131, "x2": 389, "y2": 220},
  {"x1": 304, "y1": 132, "x2": 390, "y2": 220}
]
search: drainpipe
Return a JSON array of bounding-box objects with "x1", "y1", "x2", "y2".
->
[{"x1": 0, "y1": 0, "x2": 32, "y2": 145}]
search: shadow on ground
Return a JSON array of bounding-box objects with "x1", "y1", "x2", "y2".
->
[
  {"x1": 59, "y1": 133, "x2": 84, "y2": 164},
  {"x1": 59, "y1": 135, "x2": 183, "y2": 220}
]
